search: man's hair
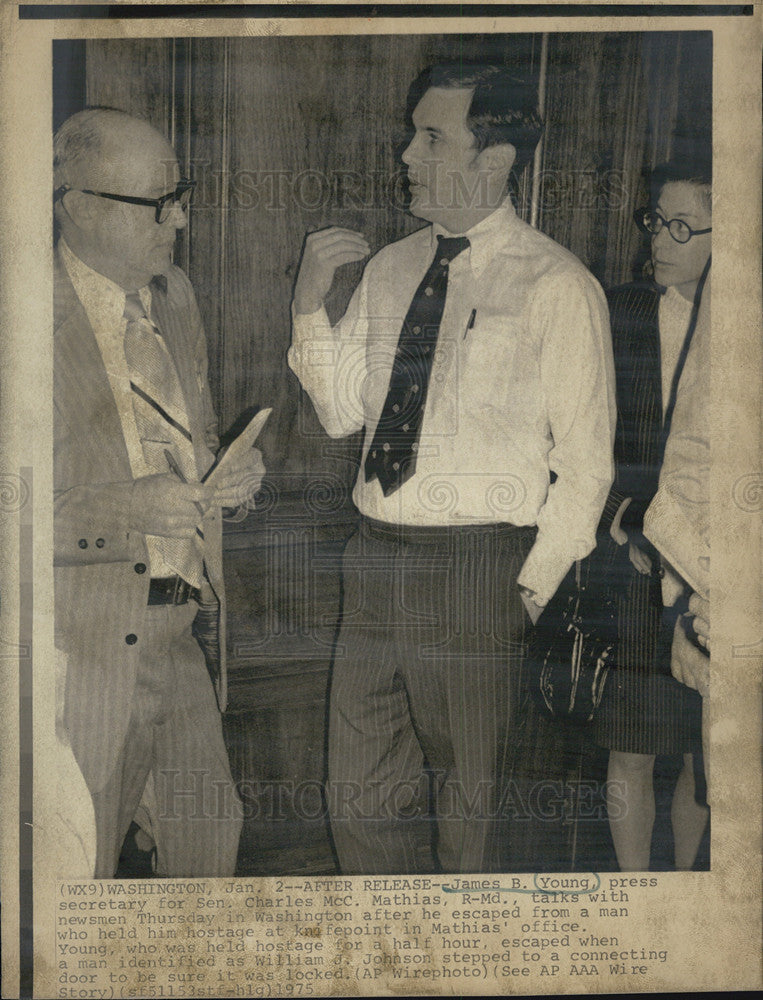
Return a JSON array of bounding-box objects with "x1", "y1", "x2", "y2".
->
[
  {"x1": 53, "y1": 107, "x2": 140, "y2": 191},
  {"x1": 407, "y1": 63, "x2": 544, "y2": 172},
  {"x1": 650, "y1": 158, "x2": 712, "y2": 214}
]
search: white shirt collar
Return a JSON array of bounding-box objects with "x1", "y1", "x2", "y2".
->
[
  {"x1": 59, "y1": 238, "x2": 153, "y2": 334},
  {"x1": 430, "y1": 198, "x2": 518, "y2": 278}
]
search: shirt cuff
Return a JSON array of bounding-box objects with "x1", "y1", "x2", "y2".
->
[
  {"x1": 289, "y1": 303, "x2": 335, "y2": 361},
  {"x1": 291, "y1": 300, "x2": 327, "y2": 326},
  {"x1": 517, "y1": 536, "x2": 592, "y2": 606}
]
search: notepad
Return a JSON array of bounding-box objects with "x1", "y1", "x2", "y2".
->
[{"x1": 202, "y1": 407, "x2": 272, "y2": 487}]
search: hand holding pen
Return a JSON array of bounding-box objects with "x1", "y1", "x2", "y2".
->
[
  {"x1": 164, "y1": 449, "x2": 207, "y2": 516},
  {"x1": 126, "y1": 465, "x2": 212, "y2": 540}
]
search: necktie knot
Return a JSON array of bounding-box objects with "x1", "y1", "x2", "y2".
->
[
  {"x1": 436, "y1": 235, "x2": 470, "y2": 265},
  {"x1": 123, "y1": 290, "x2": 148, "y2": 324}
]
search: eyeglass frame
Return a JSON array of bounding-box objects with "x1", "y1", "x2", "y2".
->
[
  {"x1": 54, "y1": 179, "x2": 196, "y2": 224},
  {"x1": 633, "y1": 206, "x2": 712, "y2": 245}
]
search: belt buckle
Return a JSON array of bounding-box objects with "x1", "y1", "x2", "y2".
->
[
  {"x1": 147, "y1": 576, "x2": 188, "y2": 605},
  {"x1": 147, "y1": 575, "x2": 200, "y2": 606},
  {"x1": 173, "y1": 577, "x2": 191, "y2": 605}
]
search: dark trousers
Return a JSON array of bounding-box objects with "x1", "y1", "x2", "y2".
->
[{"x1": 327, "y1": 517, "x2": 535, "y2": 874}]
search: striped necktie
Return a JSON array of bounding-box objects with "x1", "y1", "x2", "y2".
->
[{"x1": 123, "y1": 291, "x2": 204, "y2": 587}]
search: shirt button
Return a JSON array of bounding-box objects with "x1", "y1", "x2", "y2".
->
[
  {"x1": 382, "y1": 442, "x2": 390, "y2": 452},
  {"x1": 402, "y1": 423, "x2": 410, "y2": 432},
  {"x1": 125, "y1": 634, "x2": 138, "y2": 646},
  {"x1": 78, "y1": 538, "x2": 88, "y2": 549},
  {"x1": 412, "y1": 385, "x2": 419, "y2": 393},
  {"x1": 412, "y1": 326, "x2": 421, "y2": 335},
  {"x1": 95, "y1": 538, "x2": 105, "y2": 548},
  {"x1": 411, "y1": 443, "x2": 419, "y2": 452},
  {"x1": 392, "y1": 462, "x2": 400, "y2": 471},
  {"x1": 424, "y1": 287, "x2": 433, "y2": 297},
  {"x1": 440, "y1": 258, "x2": 449, "y2": 266},
  {"x1": 134, "y1": 562, "x2": 147, "y2": 575},
  {"x1": 392, "y1": 403, "x2": 400, "y2": 413}
]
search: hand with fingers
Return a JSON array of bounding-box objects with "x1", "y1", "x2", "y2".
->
[
  {"x1": 294, "y1": 226, "x2": 370, "y2": 315},
  {"x1": 628, "y1": 542, "x2": 653, "y2": 575},
  {"x1": 211, "y1": 448, "x2": 266, "y2": 509},
  {"x1": 608, "y1": 498, "x2": 653, "y2": 575},
  {"x1": 128, "y1": 473, "x2": 213, "y2": 539},
  {"x1": 688, "y1": 590, "x2": 710, "y2": 652}
]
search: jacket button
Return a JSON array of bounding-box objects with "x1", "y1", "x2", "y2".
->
[
  {"x1": 125, "y1": 634, "x2": 138, "y2": 645},
  {"x1": 78, "y1": 538, "x2": 88, "y2": 549},
  {"x1": 134, "y1": 562, "x2": 147, "y2": 574},
  {"x1": 95, "y1": 538, "x2": 105, "y2": 548}
]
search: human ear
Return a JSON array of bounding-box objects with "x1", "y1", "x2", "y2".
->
[
  {"x1": 58, "y1": 189, "x2": 100, "y2": 230},
  {"x1": 477, "y1": 142, "x2": 517, "y2": 175}
]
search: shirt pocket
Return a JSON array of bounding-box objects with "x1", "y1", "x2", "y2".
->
[{"x1": 460, "y1": 312, "x2": 523, "y2": 414}]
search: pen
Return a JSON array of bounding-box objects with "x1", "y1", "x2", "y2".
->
[
  {"x1": 463, "y1": 308, "x2": 477, "y2": 339},
  {"x1": 164, "y1": 448, "x2": 207, "y2": 522}
]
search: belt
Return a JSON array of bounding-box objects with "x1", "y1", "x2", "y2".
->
[
  {"x1": 360, "y1": 515, "x2": 536, "y2": 547},
  {"x1": 147, "y1": 576, "x2": 201, "y2": 606}
]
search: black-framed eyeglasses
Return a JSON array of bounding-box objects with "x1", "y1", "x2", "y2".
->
[
  {"x1": 54, "y1": 179, "x2": 196, "y2": 224},
  {"x1": 633, "y1": 207, "x2": 711, "y2": 245}
]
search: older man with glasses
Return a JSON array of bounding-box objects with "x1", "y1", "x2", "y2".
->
[{"x1": 53, "y1": 108, "x2": 264, "y2": 877}]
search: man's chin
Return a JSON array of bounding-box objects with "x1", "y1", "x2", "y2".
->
[
  {"x1": 152, "y1": 249, "x2": 175, "y2": 275},
  {"x1": 407, "y1": 193, "x2": 433, "y2": 223}
]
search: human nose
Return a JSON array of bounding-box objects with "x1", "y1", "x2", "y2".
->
[
  {"x1": 651, "y1": 223, "x2": 671, "y2": 252},
  {"x1": 401, "y1": 133, "x2": 418, "y2": 167},
  {"x1": 167, "y1": 198, "x2": 187, "y2": 230}
]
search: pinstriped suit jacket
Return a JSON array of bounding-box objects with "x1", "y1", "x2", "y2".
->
[
  {"x1": 600, "y1": 282, "x2": 664, "y2": 536},
  {"x1": 53, "y1": 250, "x2": 227, "y2": 794}
]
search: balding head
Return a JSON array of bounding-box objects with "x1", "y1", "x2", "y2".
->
[
  {"x1": 54, "y1": 109, "x2": 177, "y2": 196},
  {"x1": 54, "y1": 109, "x2": 186, "y2": 290}
]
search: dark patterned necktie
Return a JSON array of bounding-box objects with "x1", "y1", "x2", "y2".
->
[
  {"x1": 364, "y1": 234, "x2": 470, "y2": 495},
  {"x1": 123, "y1": 291, "x2": 204, "y2": 587}
]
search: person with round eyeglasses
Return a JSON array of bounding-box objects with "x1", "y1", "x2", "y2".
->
[
  {"x1": 634, "y1": 206, "x2": 711, "y2": 245},
  {"x1": 593, "y1": 159, "x2": 712, "y2": 872}
]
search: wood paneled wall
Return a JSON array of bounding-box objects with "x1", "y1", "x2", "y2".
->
[
  {"x1": 82, "y1": 32, "x2": 711, "y2": 482},
  {"x1": 538, "y1": 33, "x2": 650, "y2": 288},
  {"x1": 72, "y1": 31, "x2": 711, "y2": 875}
]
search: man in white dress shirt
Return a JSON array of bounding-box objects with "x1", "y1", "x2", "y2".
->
[{"x1": 289, "y1": 63, "x2": 615, "y2": 873}]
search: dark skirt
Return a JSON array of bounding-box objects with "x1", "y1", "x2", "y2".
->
[{"x1": 593, "y1": 557, "x2": 702, "y2": 756}]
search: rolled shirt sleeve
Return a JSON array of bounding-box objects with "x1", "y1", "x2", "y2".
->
[{"x1": 288, "y1": 278, "x2": 369, "y2": 440}]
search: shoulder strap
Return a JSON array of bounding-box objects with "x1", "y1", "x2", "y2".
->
[{"x1": 658, "y1": 256, "x2": 711, "y2": 465}]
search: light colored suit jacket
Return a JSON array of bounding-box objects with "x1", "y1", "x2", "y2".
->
[
  {"x1": 53, "y1": 249, "x2": 227, "y2": 794},
  {"x1": 644, "y1": 277, "x2": 711, "y2": 602}
]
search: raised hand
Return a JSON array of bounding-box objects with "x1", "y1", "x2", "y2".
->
[
  {"x1": 211, "y1": 448, "x2": 266, "y2": 509},
  {"x1": 293, "y1": 226, "x2": 370, "y2": 315}
]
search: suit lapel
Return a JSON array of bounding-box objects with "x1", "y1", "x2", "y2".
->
[
  {"x1": 642, "y1": 289, "x2": 663, "y2": 419},
  {"x1": 55, "y1": 255, "x2": 214, "y2": 487},
  {"x1": 150, "y1": 274, "x2": 213, "y2": 476},
  {"x1": 624, "y1": 283, "x2": 662, "y2": 428},
  {"x1": 54, "y1": 254, "x2": 133, "y2": 483}
]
